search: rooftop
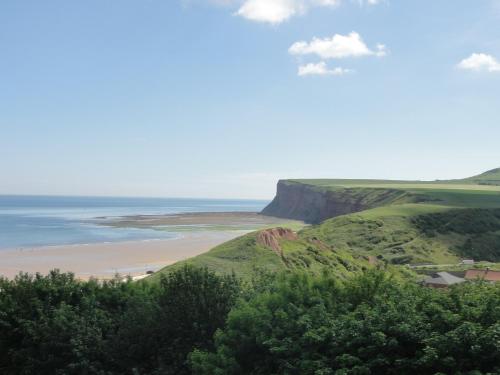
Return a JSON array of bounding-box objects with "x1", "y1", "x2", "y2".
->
[
  {"x1": 423, "y1": 272, "x2": 466, "y2": 287},
  {"x1": 465, "y1": 269, "x2": 500, "y2": 282}
]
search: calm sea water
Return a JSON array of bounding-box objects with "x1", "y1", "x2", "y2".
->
[{"x1": 0, "y1": 196, "x2": 268, "y2": 250}]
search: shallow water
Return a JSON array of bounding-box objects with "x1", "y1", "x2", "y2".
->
[{"x1": 0, "y1": 196, "x2": 268, "y2": 249}]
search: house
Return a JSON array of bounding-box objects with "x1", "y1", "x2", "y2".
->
[
  {"x1": 423, "y1": 272, "x2": 466, "y2": 288},
  {"x1": 461, "y1": 259, "x2": 475, "y2": 265},
  {"x1": 465, "y1": 269, "x2": 500, "y2": 282}
]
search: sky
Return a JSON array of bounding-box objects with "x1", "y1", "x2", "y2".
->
[{"x1": 1, "y1": 0, "x2": 500, "y2": 199}]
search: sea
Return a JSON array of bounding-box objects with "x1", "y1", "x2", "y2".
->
[{"x1": 0, "y1": 195, "x2": 268, "y2": 250}]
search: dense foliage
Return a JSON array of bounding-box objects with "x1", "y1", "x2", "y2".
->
[
  {"x1": 413, "y1": 209, "x2": 500, "y2": 261},
  {"x1": 1, "y1": 267, "x2": 499, "y2": 374},
  {"x1": 191, "y1": 270, "x2": 500, "y2": 375},
  {"x1": 0, "y1": 267, "x2": 239, "y2": 375},
  {"x1": 412, "y1": 209, "x2": 500, "y2": 236}
]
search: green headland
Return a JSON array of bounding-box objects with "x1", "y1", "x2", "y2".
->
[{"x1": 151, "y1": 168, "x2": 500, "y2": 280}]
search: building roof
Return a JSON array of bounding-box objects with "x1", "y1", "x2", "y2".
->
[
  {"x1": 423, "y1": 272, "x2": 466, "y2": 286},
  {"x1": 465, "y1": 269, "x2": 500, "y2": 282}
]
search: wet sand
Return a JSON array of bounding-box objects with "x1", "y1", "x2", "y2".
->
[
  {"x1": 0, "y1": 231, "x2": 247, "y2": 280},
  {"x1": 99, "y1": 212, "x2": 295, "y2": 228}
]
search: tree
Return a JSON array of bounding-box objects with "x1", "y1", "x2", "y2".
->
[
  {"x1": 0, "y1": 266, "x2": 241, "y2": 375},
  {"x1": 190, "y1": 270, "x2": 500, "y2": 375}
]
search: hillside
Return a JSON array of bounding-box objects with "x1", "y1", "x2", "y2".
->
[
  {"x1": 148, "y1": 227, "x2": 390, "y2": 282},
  {"x1": 152, "y1": 168, "x2": 500, "y2": 279},
  {"x1": 461, "y1": 167, "x2": 500, "y2": 186},
  {"x1": 302, "y1": 205, "x2": 500, "y2": 265}
]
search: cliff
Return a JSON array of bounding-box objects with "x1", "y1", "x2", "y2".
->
[{"x1": 261, "y1": 180, "x2": 424, "y2": 224}]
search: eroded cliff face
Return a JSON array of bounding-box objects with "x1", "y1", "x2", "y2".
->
[
  {"x1": 256, "y1": 228, "x2": 298, "y2": 256},
  {"x1": 261, "y1": 180, "x2": 422, "y2": 224}
]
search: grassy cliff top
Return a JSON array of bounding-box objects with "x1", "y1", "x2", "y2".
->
[
  {"x1": 282, "y1": 168, "x2": 500, "y2": 209},
  {"x1": 285, "y1": 179, "x2": 500, "y2": 191},
  {"x1": 286, "y1": 169, "x2": 500, "y2": 190}
]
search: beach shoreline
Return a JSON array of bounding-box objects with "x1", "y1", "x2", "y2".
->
[
  {"x1": 0, "y1": 230, "x2": 248, "y2": 280},
  {"x1": 0, "y1": 211, "x2": 303, "y2": 281}
]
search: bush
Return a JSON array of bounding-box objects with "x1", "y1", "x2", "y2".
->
[{"x1": 2, "y1": 267, "x2": 500, "y2": 375}]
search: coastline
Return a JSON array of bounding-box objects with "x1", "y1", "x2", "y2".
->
[{"x1": 0, "y1": 230, "x2": 248, "y2": 280}]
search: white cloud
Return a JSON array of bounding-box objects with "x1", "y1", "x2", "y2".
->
[
  {"x1": 213, "y1": 0, "x2": 385, "y2": 24},
  {"x1": 353, "y1": 0, "x2": 384, "y2": 6},
  {"x1": 236, "y1": 0, "x2": 303, "y2": 24},
  {"x1": 312, "y1": 0, "x2": 341, "y2": 6},
  {"x1": 235, "y1": 0, "x2": 340, "y2": 24},
  {"x1": 457, "y1": 53, "x2": 500, "y2": 72},
  {"x1": 182, "y1": 0, "x2": 236, "y2": 7},
  {"x1": 289, "y1": 32, "x2": 386, "y2": 59},
  {"x1": 298, "y1": 62, "x2": 352, "y2": 76}
]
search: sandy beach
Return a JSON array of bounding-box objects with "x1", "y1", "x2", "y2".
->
[
  {"x1": 0, "y1": 212, "x2": 302, "y2": 280},
  {"x1": 0, "y1": 231, "x2": 247, "y2": 280}
]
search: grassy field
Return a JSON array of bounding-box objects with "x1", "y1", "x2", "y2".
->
[
  {"x1": 288, "y1": 167, "x2": 500, "y2": 190},
  {"x1": 288, "y1": 181, "x2": 500, "y2": 191}
]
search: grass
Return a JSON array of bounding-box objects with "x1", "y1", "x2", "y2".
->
[
  {"x1": 356, "y1": 203, "x2": 451, "y2": 219},
  {"x1": 147, "y1": 232, "x2": 285, "y2": 282},
  {"x1": 307, "y1": 183, "x2": 500, "y2": 191},
  {"x1": 148, "y1": 228, "x2": 380, "y2": 282},
  {"x1": 412, "y1": 261, "x2": 500, "y2": 271},
  {"x1": 407, "y1": 188, "x2": 500, "y2": 208},
  {"x1": 289, "y1": 166, "x2": 500, "y2": 189},
  {"x1": 300, "y1": 206, "x2": 500, "y2": 265}
]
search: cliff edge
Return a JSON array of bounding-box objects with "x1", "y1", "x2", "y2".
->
[{"x1": 261, "y1": 180, "x2": 425, "y2": 224}]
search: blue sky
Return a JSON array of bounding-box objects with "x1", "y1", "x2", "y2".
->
[{"x1": 1, "y1": 0, "x2": 500, "y2": 199}]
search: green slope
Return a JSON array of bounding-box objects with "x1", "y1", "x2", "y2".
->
[
  {"x1": 461, "y1": 167, "x2": 500, "y2": 186},
  {"x1": 302, "y1": 204, "x2": 500, "y2": 265},
  {"x1": 148, "y1": 233, "x2": 285, "y2": 281},
  {"x1": 148, "y1": 229, "x2": 385, "y2": 282}
]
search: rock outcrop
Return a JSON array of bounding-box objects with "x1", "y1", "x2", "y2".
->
[{"x1": 256, "y1": 227, "x2": 298, "y2": 256}]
